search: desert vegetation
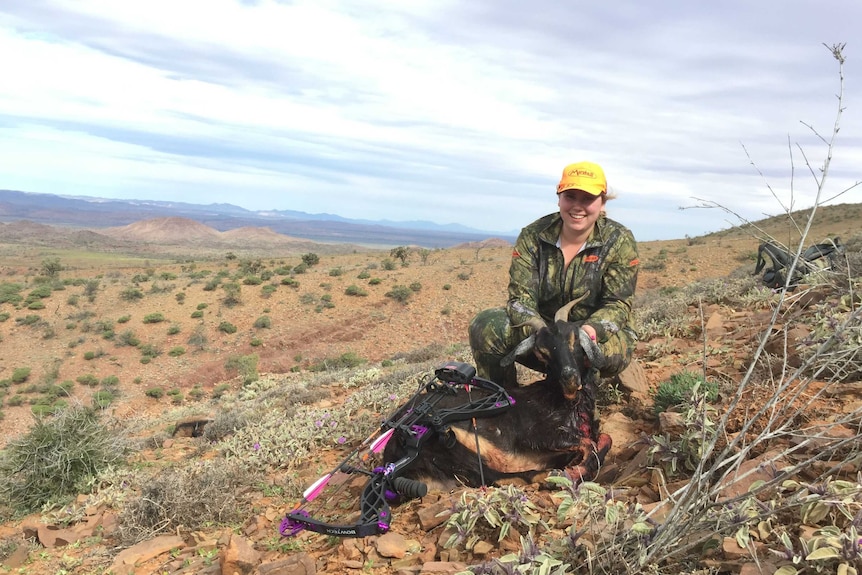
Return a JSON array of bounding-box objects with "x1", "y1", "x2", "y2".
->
[{"x1": 0, "y1": 44, "x2": 860, "y2": 575}]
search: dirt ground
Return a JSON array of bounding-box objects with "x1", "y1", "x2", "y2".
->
[{"x1": 0, "y1": 211, "x2": 858, "y2": 575}]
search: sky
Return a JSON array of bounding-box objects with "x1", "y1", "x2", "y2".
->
[{"x1": 1, "y1": 1, "x2": 861, "y2": 241}]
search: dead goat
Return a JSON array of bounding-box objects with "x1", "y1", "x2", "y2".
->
[{"x1": 383, "y1": 296, "x2": 612, "y2": 490}]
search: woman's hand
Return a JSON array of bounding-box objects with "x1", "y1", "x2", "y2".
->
[{"x1": 581, "y1": 324, "x2": 598, "y2": 342}]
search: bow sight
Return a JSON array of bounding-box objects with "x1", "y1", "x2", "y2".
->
[{"x1": 280, "y1": 361, "x2": 513, "y2": 538}]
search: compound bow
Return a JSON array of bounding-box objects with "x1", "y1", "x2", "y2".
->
[{"x1": 280, "y1": 361, "x2": 514, "y2": 538}]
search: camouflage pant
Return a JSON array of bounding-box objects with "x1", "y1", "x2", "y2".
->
[{"x1": 468, "y1": 307, "x2": 636, "y2": 387}]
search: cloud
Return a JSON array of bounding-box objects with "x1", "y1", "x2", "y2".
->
[{"x1": 1, "y1": 0, "x2": 860, "y2": 240}]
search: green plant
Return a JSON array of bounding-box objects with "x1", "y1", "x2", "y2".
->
[
  {"x1": 190, "y1": 309, "x2": 204, "y2": 318},
  {"x1": 0, "y1": 406, "x2": 126, "y2": 513},
  {"x1": 301, "y1": 253, "x2": 319, "y2": 267},
  {"x1": 385, "y1": 285, "x2": 412, "y2": 304},
  {"x1": 145, "y1": 387, "x2": 164, "y2": 399},
  {"x1": 142, "y1": 313, "x2": 165, "y2": 324},
  {"x1": 443, "y1": 485, "x2": 547, "y2": 550},
  {"x1": 253, "y1": 315, "x2": 272, "y2": 329},
  {"x1": 120, "y1": 287, "x2": 144, "y2": 301},
  {"x1": 221, "y1": 283, "x2": 242, "y2": 307},
  {"x1": 652, "y1": 370, "x2": 719, "y2": 415},
  {"x1": 168, "y1": 346, "x2": 185, "y2": 357},
  {"x1": 76, "y1": 374, "x2": 99, "y2": 387},
  {"x1": 11, "y1": 367, "x2": 31, "y2": 384},
  {"x1": 345, "y1": 285, "x2": 368, "y2": 296},
  {"x1": 218, "y1": 321, "x2": 238, "y2": 334},
  {"x1": 225, "y1": 354, "x2": 259, "y2": 385},
  {"x1": 166, "y1": 324, "x2": 181, "y2": 335},
  {"x1": 647, "y1": 385, "x2": 718, "y2": 477}
]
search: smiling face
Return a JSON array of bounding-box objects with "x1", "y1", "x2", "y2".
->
[{"x1": 557, "y1": 189, "x2": 606, "y2": 239}]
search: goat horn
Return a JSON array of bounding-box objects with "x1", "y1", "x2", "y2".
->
[
  {"x1": 500, "y1": 334, "x2": 536, "y2": 366},
  {"x1": 554, "y1": 292, "x2": 590, "y2": 323},
  {"x1": 579, "y1": 329, "x2": 606, "y2": 369}
]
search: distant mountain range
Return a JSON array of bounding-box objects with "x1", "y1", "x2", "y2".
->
[{"x1": 0, "y1": 189, "x2": 516, "y2": 248}]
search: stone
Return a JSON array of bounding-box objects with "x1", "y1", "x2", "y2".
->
[
  {"x1": 36, "y1": 524, "x2": 80, "y2": 548},
  {"x1": 417, "y1": 499, "x2": 453, "y2": 531},
  {"x1": 0, "y1": 544, "x2": 29, "y2": 569},
  {"x1": 220, "y1": 533, "x2": 261, "y2": 575},
  {"x1": 376, "y1": 531, "x2": 409, "y2": 558},
  {"x1": 617, "y1": 358, "x2": 650, "y2": 394},
  {"x1": 258, "y1": 553, "x2": 317, "y2": 575},
  {"x1": 110, "y1": 535, "x2": 186, "y2": 575},
  {"x1": 419, "y1": 560, "x2": 468, "y2": 573}
]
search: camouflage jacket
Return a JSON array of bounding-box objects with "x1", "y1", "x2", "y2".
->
[{"x1": 507, "y1": 212, "x2": 639, "y2": 342}]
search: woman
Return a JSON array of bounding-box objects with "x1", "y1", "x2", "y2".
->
[{"x1": 469, "y1": 161, "x2": 639, "y2": 387}]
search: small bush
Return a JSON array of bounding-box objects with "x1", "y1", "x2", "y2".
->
[
  {"x1": 101, "y1": 375, "x2": 120, "y2": 387},
  {"x1": 119, "y1": 460, "x2": 252, "y2": 544},
  {"x1": 142, "y1": 313, "x2": 165, "y2": 324},
  {"x1": 0, "y1": 406, "x2": 126, "y2": 513},
  {"x1": 218, "y1": 321, "x2": 238, "y2": 334},
  {"x1": 653, "y1": 371, "x2": 719, "y2": 415},
  {"x1": 11, "y1": 368, "x2": 31, "y2": 384},
  {"x1": 345, "y1": 285, "x2": 368, "y2": 297},
  {"x1": 190, "y1": 310, "x2": 203, "y2": 319},
  {"x1": 253, "y1": 316, "x2": 272, "y2": 329},
  {"x1": 225, "y1": 354, "x2": 259, "y2": 385},
  {"x1": 76, "y1": 374, "x2": 100, "y2": 387},
  {"x1": 166, "y1": 324, "x2": 181, "y2": 335},
  {"x1": 117, "y1": 315, "x2": 131, "y2": 324},
  {"x1": 120, "y1": 287, "x2": 144, "y2": 302},
  {"x1": 145, "y1": 387, "x2": 164, "y2": 399},
  {"x1": 385, "y1": 285, "x2": 412, "y2": 304},
  {"x1": 168, "y1": 346, "x2": 185, "y2": 357}
]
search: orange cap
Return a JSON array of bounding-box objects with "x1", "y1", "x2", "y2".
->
[{"x1": 556, "y1": 161, "x2": 607, "y2": 196}]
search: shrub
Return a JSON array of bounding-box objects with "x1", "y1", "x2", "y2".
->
[
  {"x1": 168, "y1": 346, "x2": 185, "y2": 357},
  {"x1": 0, "y1": 406, "x2": 126, "y2": 513},
  {"x1": 652, "y1": 370, "x2": 719, "y2": 415},
  {"x1": 92, "y1": 390, "x2": 115, "y2": 409},
  {"x1": 101, "y1": 375, "x2": 120, "y2": 387},
  {"x1": 11, "y1": 368, "x2": 31, "y2": 384},
  {"x1": 301, "y1": 253, "x2": 319, "y2": 267},
  {"x1": 142, "y1": 313, "x2": 165, "y2": 324},
  {"x1": 120, "y1": 287, "x2": 144, "y2": 301},
  {"x1": 345, "y1": 285, "x2": 368, "y2": 297},
  {"x1": 119, "y1": 460, "x2": 252, "y2": 544},
  {"x1": 166, "y1": 324, "x2": 181, "y2": 335},
  {"x1": 117, "y1": 315, "x2": 131, "y2": 324},
  {"x1": 253, "y1": 316, "x2": 272, "y2": 329},
  {"x1": 117, "y1": 330, "x2": 141, "y2": 347},
  {"x1": 139, "y1": 343, "x2": 161, "y2": 359},
  {"x1": 409, "y1": 281, "x2": 422, "y2": 292},
  {"x1": 368, "y1": 277, "x2": 383, "y2": 285},
  {"x1": 196, "y1": 303, "x2": 208, "y2": 310},
  {"x1": 218, "y1": 321, "x2": 238, "y2": 334},
  {"x1": 221, "y1": 283, "x2": 242, "y2": 307},
  {"x1": 225, "y1": 354, "x2": 259, "y2": 385},
  {"x1": 190, "y1": 310, "x2": 203, "y2": 319},
  {"x1": 385, "y1": 285, "x2": 412, "y2": 304},
  {"x1": 261, "y1": 284, "x2": 277, "y2": 297},
  {"x1": 76, "y1": 374, "x2": 100, "y2": 387},
  {"x1": 145, "y1": 387, "x2": 164, "y2": 399}
]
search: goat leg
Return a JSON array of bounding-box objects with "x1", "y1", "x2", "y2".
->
[{"x1": 564, "y1": 433, "x2": 613, "y2": 484}]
